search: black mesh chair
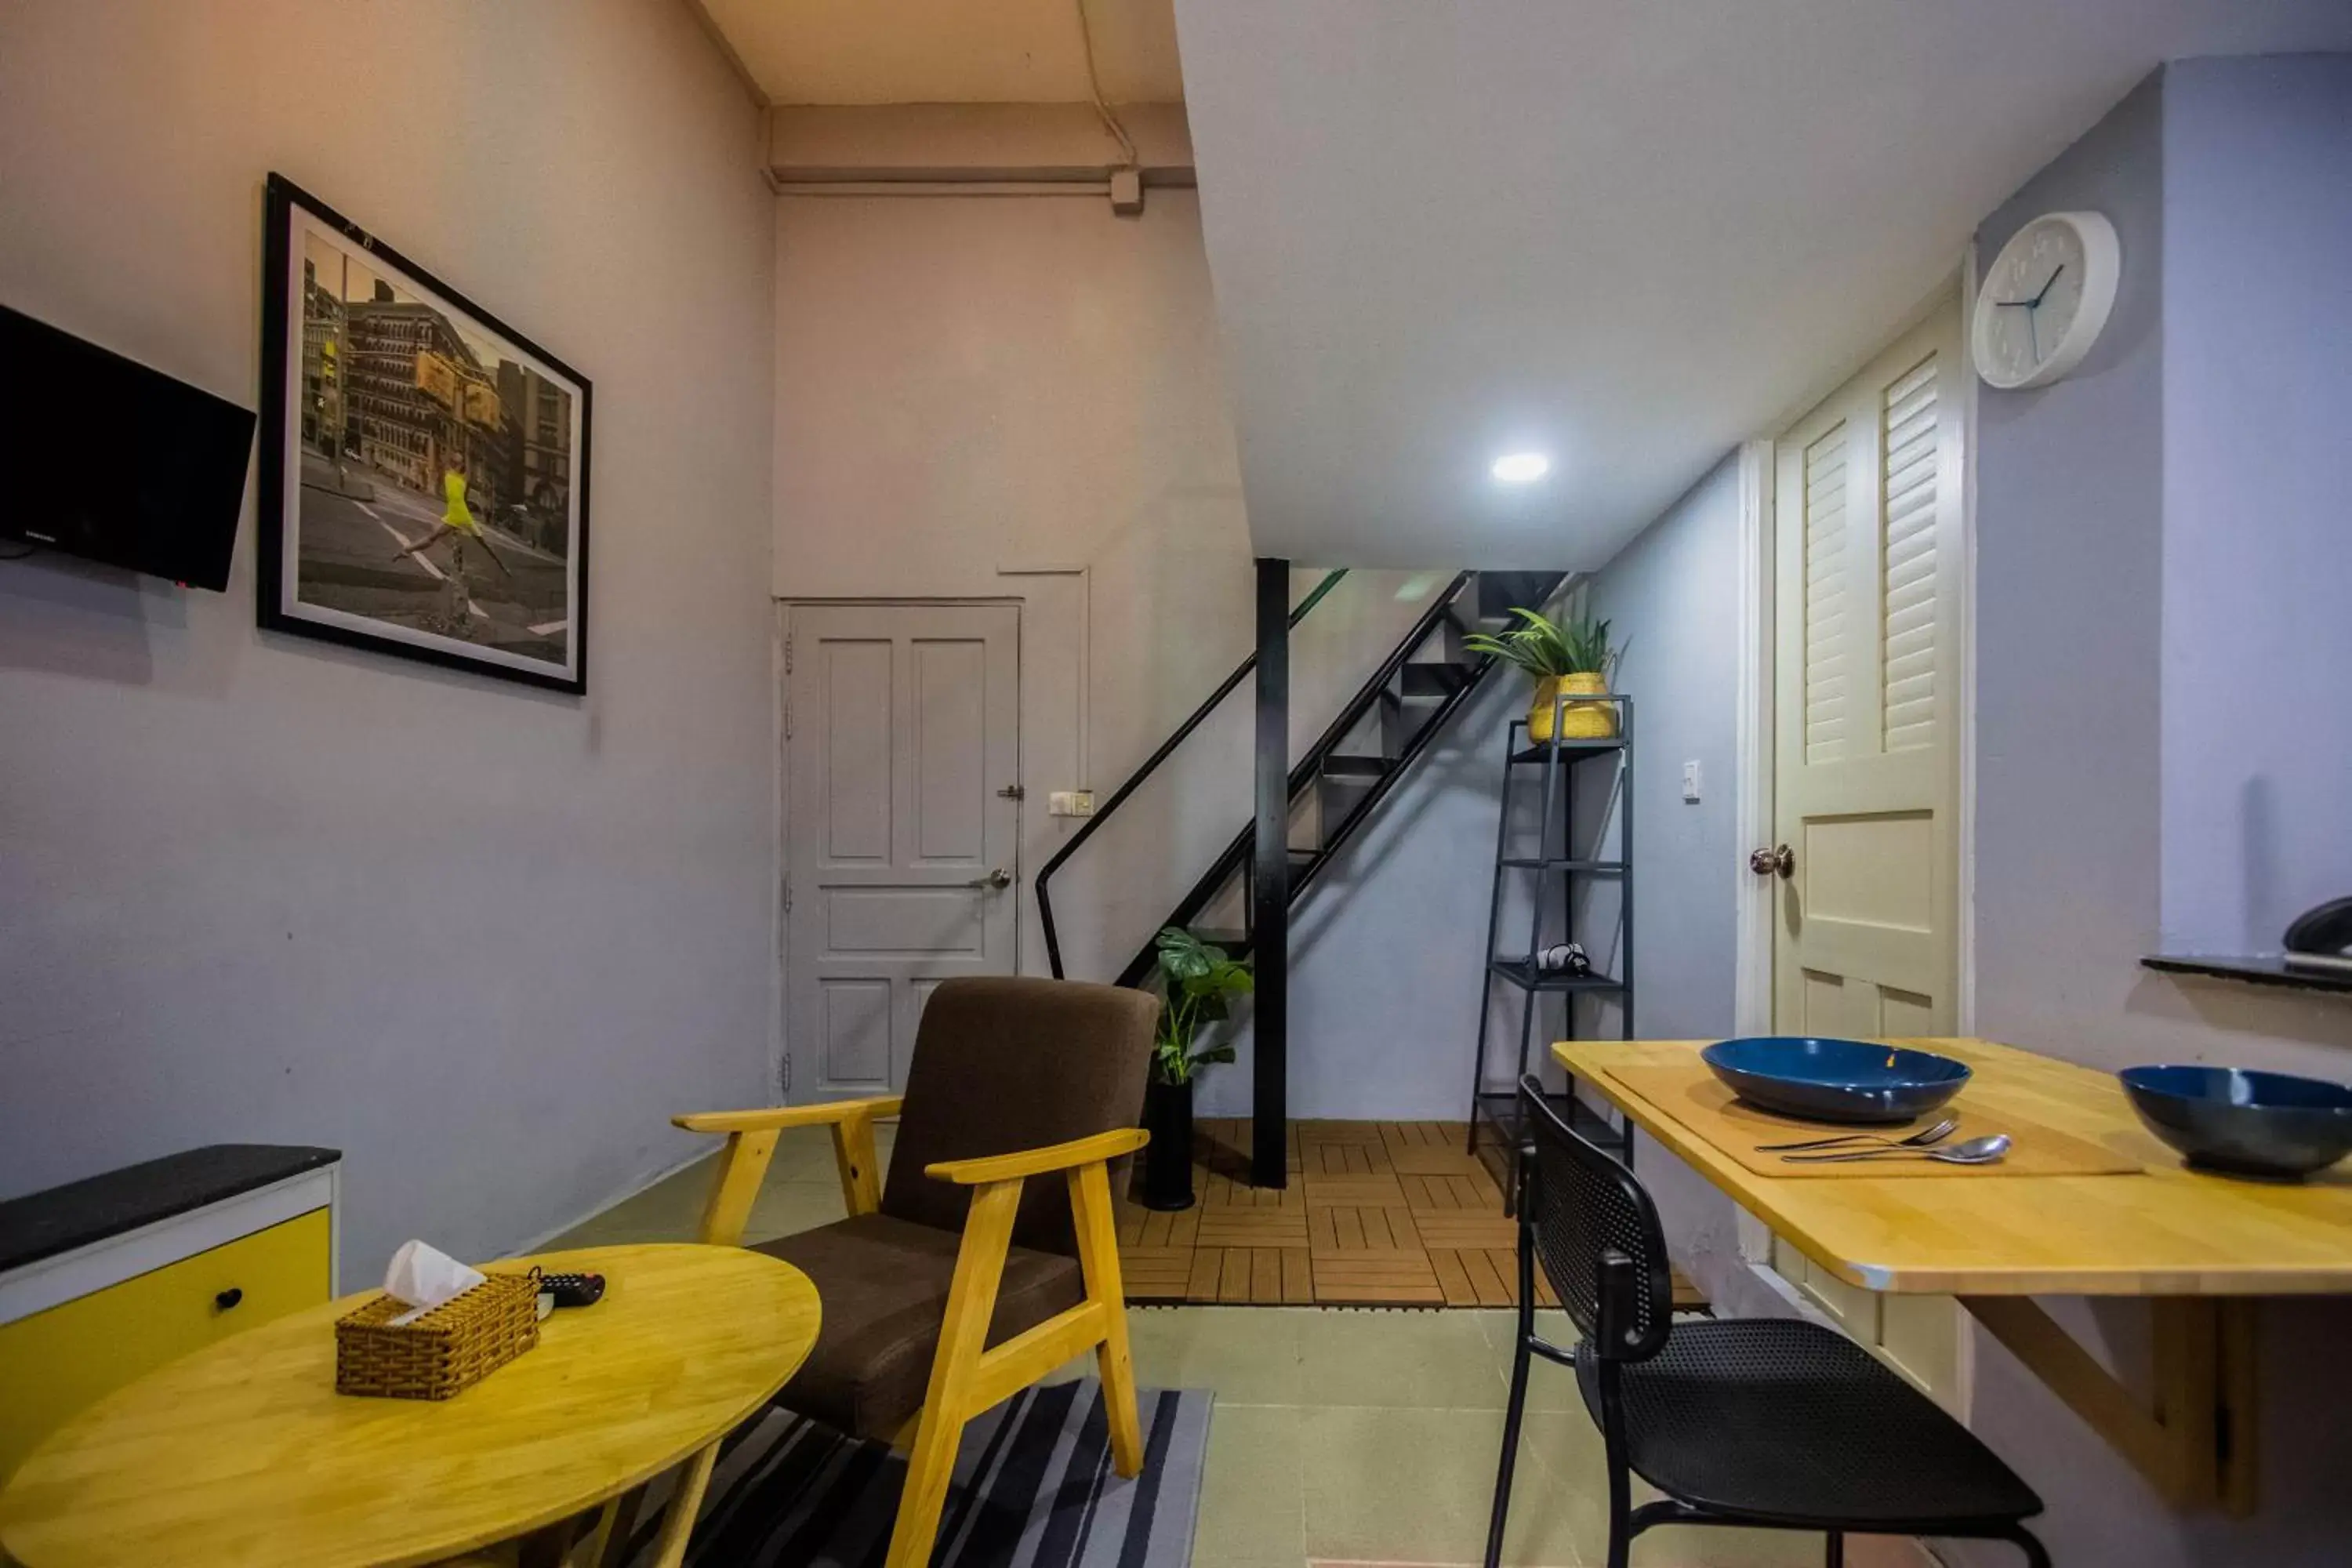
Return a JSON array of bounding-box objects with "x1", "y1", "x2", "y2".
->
[{"x1": 1483, "y1": 1077, "x2": 2051, "y2": 1568}]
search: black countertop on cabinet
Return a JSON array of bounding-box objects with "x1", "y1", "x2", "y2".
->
[{"x1": 0, "y1": 1145, "x2": 340, "y2": 1274}]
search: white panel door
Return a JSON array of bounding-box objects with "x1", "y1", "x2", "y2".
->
[
  {"x1": 786, "y1": 603, "x2": 1019, "y2": 1098},
  {"x1": 1770, "y1": 298, "x2": 1967, "y2": 1408}
]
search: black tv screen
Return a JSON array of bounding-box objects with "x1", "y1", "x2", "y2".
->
[{"x1": 0, "y1": 304, "x2": 255, "y2": 591}]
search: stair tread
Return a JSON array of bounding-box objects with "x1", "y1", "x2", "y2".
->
[
  {"x1": 1321, "y1": 753, "x2": 1392, "y2": 778},
  {"x1": 1400, "y1": 662, "x2": 1475, "y2": 696}
]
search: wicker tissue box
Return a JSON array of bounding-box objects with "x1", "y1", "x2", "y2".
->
[{"x1": 335, "y1": 1269, "x2": 541, "y2": 1399}]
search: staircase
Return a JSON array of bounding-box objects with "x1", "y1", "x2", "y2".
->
[{"x1": 1036, "y1": 566, "x2": 1570, "y2": 989}]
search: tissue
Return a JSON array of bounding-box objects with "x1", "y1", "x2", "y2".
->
[{"x1": 383, "y1": 1239, "x2": 488, "y2": 1327}]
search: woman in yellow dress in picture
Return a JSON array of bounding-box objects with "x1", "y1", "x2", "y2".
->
[{"x1": 395, "y1": 462, "x2": 510, "y2": 632}]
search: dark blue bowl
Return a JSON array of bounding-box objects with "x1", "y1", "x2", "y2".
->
[
  {"x1": 2118, "y1": 1065, "x2": 2352, "y2": 1179},
  {"x1": 1701, "y1": 1036, "x2": 1972, "y2": 1124}
]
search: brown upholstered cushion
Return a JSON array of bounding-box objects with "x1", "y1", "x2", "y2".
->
[
  {"x1": 752, "y1": 1214, "x2": 1083, "y2": 1439},
  {"x1": 880, "y1": 976, "x2": 1158, "y2": 1257}
]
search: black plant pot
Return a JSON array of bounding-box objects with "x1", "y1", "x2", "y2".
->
[{"x1": 1141, "y1": 1077, "x2": 1196, "y2": 1211}]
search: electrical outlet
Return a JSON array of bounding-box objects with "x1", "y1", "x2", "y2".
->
[
  {"x1": 1682, "y1": 760, "x2": 1702, "y2": 802},
  {"x1": 1048, "y1": 790, "x2": 1096, "y2": 818}
]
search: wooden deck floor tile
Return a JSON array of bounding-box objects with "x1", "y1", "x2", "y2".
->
[
  {"x1": 1196, "y1": 1207, "x2": 1311, "y2": 1249},
  {"x1": 1300, "y1": 1172, "x2": 1409, "y2": 1207},
  {"x1": 1121, "y1": 1117, "x2": 1699, "y2": 1312},
  {"x1": 1413, "y1": 1212, "x2": 1517, "y2": 1250}
]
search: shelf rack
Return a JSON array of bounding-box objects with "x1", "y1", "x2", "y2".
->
[{"x1": 1465, "y1": 698, "x2": 1635, "y2": 1198}]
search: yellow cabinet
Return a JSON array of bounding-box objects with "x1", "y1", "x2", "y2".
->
[{"x1": 0, "y1": 1207, "x2": 332, "y2": 1479}]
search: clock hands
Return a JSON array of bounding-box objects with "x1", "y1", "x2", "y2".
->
[
  {"x1": 1994, "y1": 263, "x2": 2067, "y2": 310},
  {"x1": 1991, "y1": 260, "x2": 2067, "y2": 365}
]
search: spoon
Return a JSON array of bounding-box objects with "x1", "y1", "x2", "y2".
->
[
  {"x1": 1781, "y1": 1133, "x2": 2013, "y2": 1166},
  {"x1": 1756, "y1": 1116, "x2": 1960, "y2": 1153}
]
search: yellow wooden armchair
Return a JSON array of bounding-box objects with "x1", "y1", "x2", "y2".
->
[{"x1": 673, "y1": 976, "x2": 1159, "y2": 1568}]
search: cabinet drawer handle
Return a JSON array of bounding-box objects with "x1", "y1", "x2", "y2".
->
[{"x1": 214, "y1": 1287, "x2": 244, "y2": 1312}]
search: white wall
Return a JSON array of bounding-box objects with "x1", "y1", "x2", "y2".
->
[
  {"x1": 0, "y1": 0, "x2": 779, "y2": 1269},
  {"x1": 770, "y1": 190, "x2": 1444, "y2": 1091}
]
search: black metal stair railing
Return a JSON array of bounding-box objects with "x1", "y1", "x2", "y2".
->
[
  {"x1": 1034, "y1": 569, "x2": 1348, "y2": 982},
  {"x1": 1035, "y1": 567, "x2": 1571, "y2": 989}
]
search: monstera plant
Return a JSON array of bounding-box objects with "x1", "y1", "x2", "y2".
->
[{"x1": 1140, "y1": 926, "x2": 1253, "y2": 1210}]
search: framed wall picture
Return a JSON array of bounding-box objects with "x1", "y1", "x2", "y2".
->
[{"x1": 257, "y1": 174, "x2": 591, "y2": 693}]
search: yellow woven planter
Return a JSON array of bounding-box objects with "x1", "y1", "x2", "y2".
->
[{"x1": 1528, "y1": 672, "x2": 1616, "y2": 741}]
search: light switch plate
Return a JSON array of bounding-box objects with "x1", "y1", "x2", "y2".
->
[
  {"x1": 1048, "y1": 790, "x2": 1096, "y2": 818},
  {"x1": 1682, "y1": 760, "x2": 1702, "y2": 802}
]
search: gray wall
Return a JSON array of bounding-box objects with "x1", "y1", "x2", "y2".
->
[
  {"x1": 1578, "y1": 455, "x2": 1743, "y2": 1042},
  {"x1": 0, "y1": 1, "x2": 779, "y2": 1271},
  {"x1": 1199, "y1": 452, "x2": 1744, "y2": 1123},
  {"x1": 1199, "y1": 455, "x2": 1749, "y2": 1132},
  {"x1": 1965, "y1": 58, "x2": 2352, "y2": 1568},
  {"x1": 2158, "y1": 54, "x2": 2352, "y2": 954},
  {"x1": 1224, "y1": 660, "x2": 1529, "y2": 1119},
  {"x1": 1575, "y1": 455, "x2": 1759, "y2": 1305}
]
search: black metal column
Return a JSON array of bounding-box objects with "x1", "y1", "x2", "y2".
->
[{"x1": 1251, "y1": 557, "x2": 1290, "y2": 1189}]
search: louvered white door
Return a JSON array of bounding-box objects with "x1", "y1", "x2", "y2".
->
[
  {"x1": 1769, "y1": 299, "x2": 1968, "y2": 1408},
  {"x1": 1771, "y1": 303, "x2": 1963, "y2": 1040}
]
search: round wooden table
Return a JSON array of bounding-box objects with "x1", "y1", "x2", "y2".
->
[{"x1": 0, "y1": 1243, "x2": 820, "y2": 1568}]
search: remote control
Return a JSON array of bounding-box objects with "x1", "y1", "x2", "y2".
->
[{"x1": 539, "y1": 1271, "x2": 606, "y2": 1308}]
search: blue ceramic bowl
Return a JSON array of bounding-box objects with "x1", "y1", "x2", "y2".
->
[
  {"x1": 2118, "y1": 1065, "x2": 2352, "y2": 1180},
  {"x1": 1701, "y1": 1036, "x2": 1972, "y2": 1124}
]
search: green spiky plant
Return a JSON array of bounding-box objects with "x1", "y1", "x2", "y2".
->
[
  {"x1": 1463, "y1": 608, "x2": 1615, "y2": 681},
  {"x1": 1150, "y1": 926, "x2": 1254, "y2": 1086}
]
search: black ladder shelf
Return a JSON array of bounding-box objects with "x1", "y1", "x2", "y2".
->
[{"x1": 1465, "y1": 697, "x2": 1635, "y2": 1197}]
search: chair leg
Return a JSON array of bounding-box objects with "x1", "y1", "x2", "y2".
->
[
  {"x1": 884, "y1": 1179, "x2": 1022, "y2": 1568},
  {"x1": 1071, "y1": 1160, "x2": 1145, "y2": 1478},
  {"x1": 887, "y1": 1403, "x2": 970, "y2": 1568},
  {"x1": 1603, "y1": 1457, "x2": 1633, "y2": 1568},
  {"x1": 1824, "y1": 1529, "x2": 1844, "y2": 1568},
  {"x1": 2000, "y1": 1524, "x2": 2053, "y2": 1568},
  {"x1": 1482, "y1": 1331, "x2": 1534, "y2": 1568}
]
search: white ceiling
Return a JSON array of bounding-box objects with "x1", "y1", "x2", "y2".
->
[
  {"x1": 698, "y1": 0, "x2": 1182, "y2": 104},
  {"x1": 1174, "y1": 1, "x2": 2352, "y2": 569}
]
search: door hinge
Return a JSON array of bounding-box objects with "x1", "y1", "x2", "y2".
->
[
  {"x1": 782, "y1": 878, "x2": 793, "y2": 913},
  {"x1": 996, "y1": 784, "x2": 1025, "y2": 800},
  {"x1": 779, "y1": 1054, "x2": 792, "y2": 1095},
  {"x1": 783, "y1": 630, "x2": 793, "y2": 674}
]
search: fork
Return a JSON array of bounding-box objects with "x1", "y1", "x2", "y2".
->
[{"x1": 1755, "y1": 1116, "x2": 1960, "y2": 1154}]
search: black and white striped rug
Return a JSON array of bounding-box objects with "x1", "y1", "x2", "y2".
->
[{"x1": 623, "y1": 1380, "x2": 1210, "y2": 1567}]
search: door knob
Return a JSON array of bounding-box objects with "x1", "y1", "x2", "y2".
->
[
  {"x1": 1749, "y1": 844, "x2": 1794, "y2": 879},
  {"x1": 967, "y1": 867, "x2": 1012, "y2": 891}
]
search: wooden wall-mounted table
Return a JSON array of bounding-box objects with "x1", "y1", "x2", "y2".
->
[{"x1": 1552, "y1": 1036, "x2": 2352, "y2": 1516}]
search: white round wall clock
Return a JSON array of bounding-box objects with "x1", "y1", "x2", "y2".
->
[{"x1": 1970, "y1": 210, "x2": 2121, "y2": 390}]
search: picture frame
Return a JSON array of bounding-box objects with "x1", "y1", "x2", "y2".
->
[{"x1": 257, "y1": 173, "x2": 591, "y2": 693}]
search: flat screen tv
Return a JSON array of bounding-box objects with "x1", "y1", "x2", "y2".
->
[{"x1": 0, "y1": 304, "x2": 255, "y2": 591}]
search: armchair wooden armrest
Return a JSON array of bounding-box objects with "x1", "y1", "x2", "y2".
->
[
  {"x1": 924, "y1": 1127, "x2": 1148, "y2": 1186},
  {"x1": 675, "y1": 1095, "x2": 903, "y2": 1245},
  {"x1": 672, "y1": 1096, "x2": 903, "y2": 1135}
]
